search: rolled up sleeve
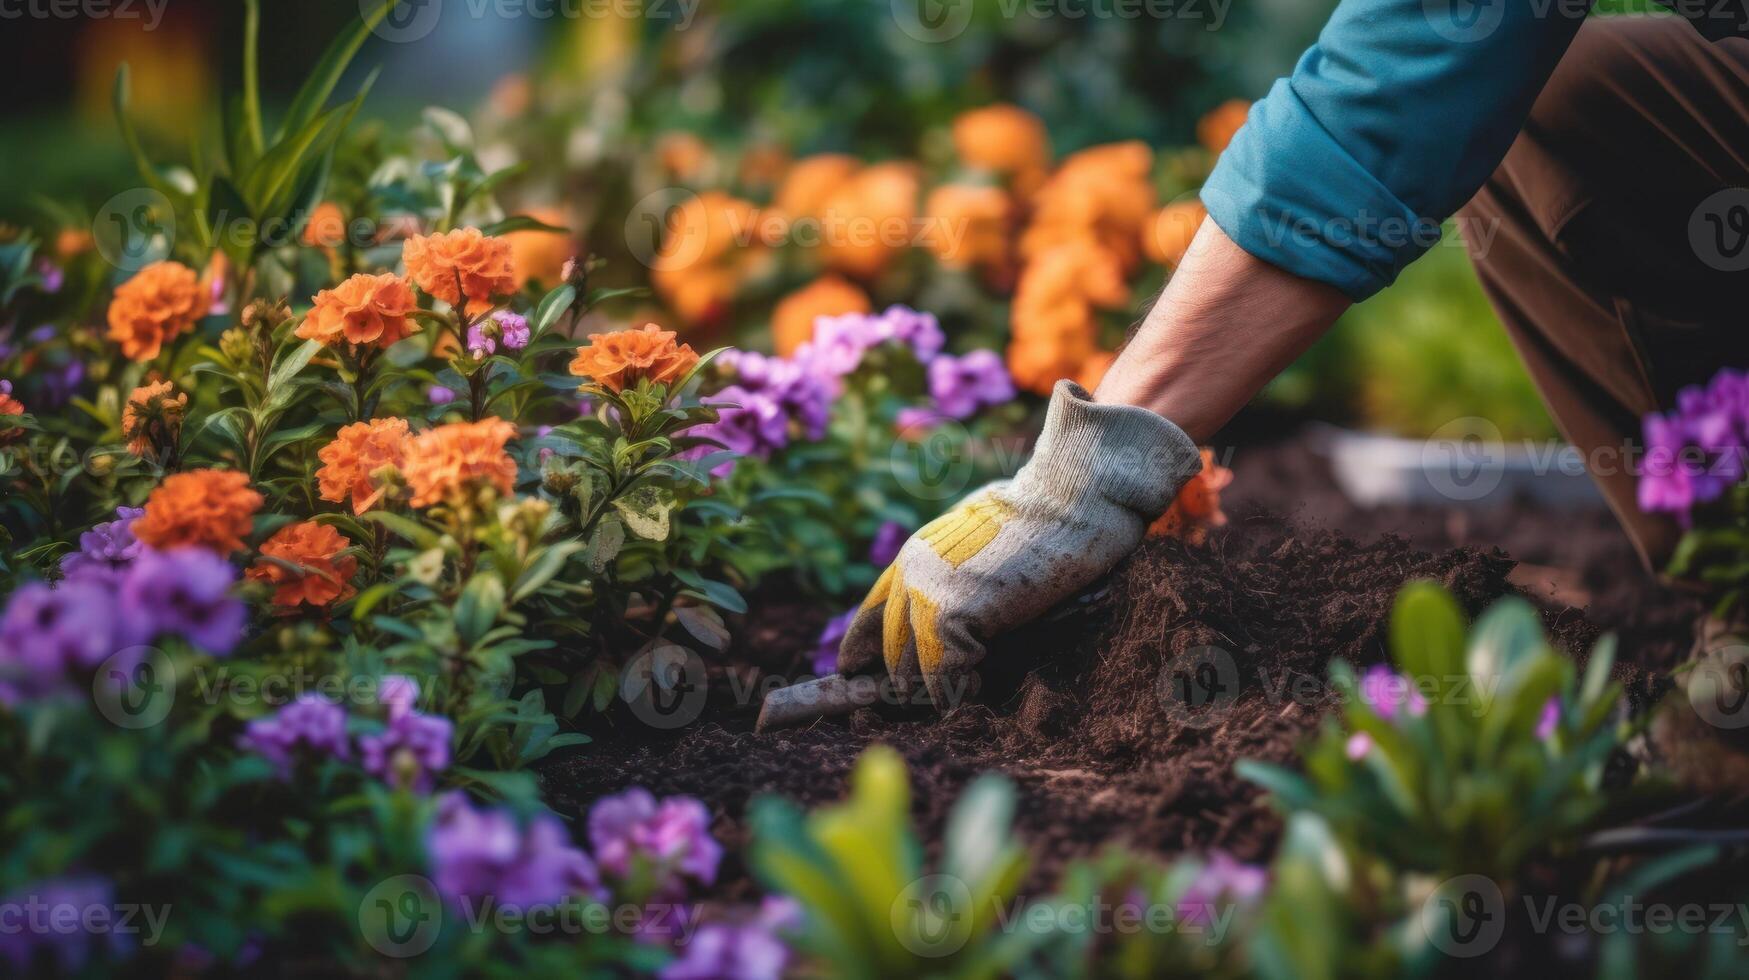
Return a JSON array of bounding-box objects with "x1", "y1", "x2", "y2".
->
[{"x1": 1203, "y1": 0, "x2": 1590, "y2": 300}]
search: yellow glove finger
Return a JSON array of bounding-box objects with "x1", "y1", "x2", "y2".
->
[
  {"x1": 921, "y1": 614, "x2": 986, "y2": 712},
  {"x1": 836, "y1": 563, "x2": 895, "y2": 676},
  {"x1": 882, "y1": 566, "x2": 916, "y2": 681}
]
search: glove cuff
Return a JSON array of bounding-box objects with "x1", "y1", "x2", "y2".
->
[{"x1": 1023, "y1": 380, "x2": 1204, "y2": 519}]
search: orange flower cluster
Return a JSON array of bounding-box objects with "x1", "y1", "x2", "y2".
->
[
  {"x1": 1008, "y1": 141, "x2": 1157, "y2": 395},
  {"x1": 1148, "y1": 449, "x2": 1233, "y2": 545},
  {"x1": 771, "y1": 276, "x2": 870, "y2": 357},
  {"x1": 507, "y1": 206, "x2": 576, "y2": 289},
  {"x1": 775, "y1": 157, "x2": 919, "y2": 282},
  {"x1": 403, "y1": 228, "x2": 516, "y2": 313},
  {"x1": 296, "y1": 273, "x2": 418, "y2": 350},
  {"x1": 568, "y1": 323, "x2": 699, "y2": 393},
  {"x1": 134, "y1": 469, "x2": 264, "y2": 555},
  {"x1": 121, "y1": 381, "x2": 188, "y2": 456},
  {"x1": 1197, "y1": 99, "x2": 1251, "y2": 156},
  {"x1": 1143, "y1": 201, "x2": 1207, "y2": 269},
  {"x1": 403, "y1": 417, "x2": 518, "y2": 508},
  {"x1": 650, "y1": 191, "x2": 765, "y2": 327},
  {"x1": 952, "y1": 104, "x2": 1051, "y2": 197},
  {"x1": 923, "y1": 184, "x2": 1017, "y2": 286},
  {"x1": 302, "y1": 202, "x2": 348, "y2": 249},
  {"x1": 317, "y1": 417, "x2": 411, "y2": 514},
  {"x1": 0, "y1": 385, "x2": 23, "y2": 444},
  {"x1": 247, "y1": 521, "x2": 358, "y2": 609},
  {"x1": 107, "y1": 260, "x2": 210, "y2": 361}
]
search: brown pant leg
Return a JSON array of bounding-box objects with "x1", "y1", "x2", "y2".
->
[{"x1": 1460, "y1": 16, "x2": 1749, "y2": 573}]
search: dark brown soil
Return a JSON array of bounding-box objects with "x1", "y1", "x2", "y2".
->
[{"x1": 542, "y1": 436, "x2": 1702, "y2": 897}]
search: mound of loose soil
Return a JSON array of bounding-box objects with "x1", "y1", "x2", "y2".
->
[{"x1": 542, "y1": 438, "x2": 1701, "y2": 898}]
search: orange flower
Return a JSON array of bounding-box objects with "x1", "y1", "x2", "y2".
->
[
  {"x1": 1143, "y1": 201, "x2": 1207, "y2": 268},
  {"x1": 490, "y1": 73, "x2": 532, "y2": 118},
  {"x1": 247, "y1": 521, "x2": 358, "y2": 609},
  {"x1": 1019, "y1": 142, "x2": 1156, "y2": 274},
  {"x1": 317, "y1": 417, "x2": 411, "y2": 514},
  {"x1": 771, "y1": 276, "x2": 870, "y2": 357},
  {"x1": 924, "y1": 184, "x2": 1016, "y2": 281},
  {"x1": 1076, "y1": 351, "x2": 1116, "y2": 391},
  {"x1": 55, "y1": 227, "x2": 94, "y2": 259},
  {"x1": 1148, "y1": 449, "x2": 1233, "y2": 545},
  {"x1": 106, "y1": 260, "x2": 210, "y2": 361},
  {"x1": 121, "y1": 381, "x2": 188, "y2": 456},
  {"x1": 818, "y1": 162, "x2": 919, "y2": 281},
  {"x1": 302, "y1": 202, "x2": 348, "y2": 249},
  {"x1": 403, "y1": 228, "x2": 516, "y2": 313},
  {"x1": 296, "y1": 273, "x2": 419, "y2": 350},
  {"x1": 0, "y1": 386, "x2": 24, "y2": 444},
  {"x1": 403, "y1": 417, "x2": 519, "y2": 508},
  {"x1": 649, "y1": 191, "x2": 765, "y2": 326},
  {"x1": 569, "y1": 323, "x2": 700, "y2": 393},
  {"x1": 952, "y1": 104, "x2": 1051, "y2": 196},
  {"x1": 134, "y1": 469, "x2": 264, "y2": 555},
  {"x1": 1197, "y1": 99, "x2": 1251, "y2": 155},
  {"x1": 774, "y1": 154, "x2": 860, "y2": 221},
  {"x1": 507, "y1": 206, "x2": 576, "y2": 289},
  {"x1": 656, "y1": 131, "x2": 713, "y2": 181},
  {"x1": 1007, "y1": 240, "x2": 1128, "y2": 394}
]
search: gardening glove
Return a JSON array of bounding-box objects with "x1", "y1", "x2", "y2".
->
[{"x1": 838, "y1": 380, "x2": 1203, "y2": 708}]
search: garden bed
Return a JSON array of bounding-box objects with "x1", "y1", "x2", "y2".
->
[{"x1": 542, "y1": 434, "x2": 1704, "y2": 898}]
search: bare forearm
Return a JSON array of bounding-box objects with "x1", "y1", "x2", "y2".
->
[{"x1": 1094, "y1": 219, "x2": 1351, "y2": 442}]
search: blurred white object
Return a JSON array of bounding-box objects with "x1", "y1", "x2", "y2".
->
[{"x1": 1313, "y1": 424, "x2": 1604, "y2": 508}]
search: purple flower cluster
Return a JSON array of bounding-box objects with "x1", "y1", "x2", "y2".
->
[
  {"x1": 927, "y1": 350, "x2": 1014, "y2": 420},
  {"x1": 869, "y1": 520, "x2": 908, "y2": 567},
  {"x1": 1344, "y1": 664, "x2": 1429, "y2": 760},
  {"x1": 812, "y1": 609, "x2": 856, "y2": 676},
  {"x1": 660, "y1": 897, "x2": 801, "y2": 980},
  {"x1": 427, "y1": 791, "x2": 607, "y2": 913},
  {"x1": 0, "y1": 875, "x2": 129, "y2": 972},
  {"x1": 685, "y1": 350, "x2": 832, "y2": 474},
  {"x1": 237, "y1": 694, "x2": 351, "y2": 777},
  {"x1": 588, "y1": 788, "x2": 723, "y2": 898},
  {"x1": 1174, "y1": 852, "x2": 1267, "y2": 926},
  {"x1": 0, "y1": 538, "x2": 244, "y2": 704},
  {"x1": 1638, "y1": 368, "x2": 1749, "y2": 526},
  {"x1": 793, "y1": 306, "x2": 945, "y2": 382},
  {"x1": 359, "y1": 676, "x2": 454, "y2": 792},
  {"x1": 466, "y1": 311, "x2": 531, "y2": 357}
]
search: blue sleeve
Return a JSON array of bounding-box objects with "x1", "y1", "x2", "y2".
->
[{"x1": 1201, "y1": 0, "x2": 1589, "y2": 300}]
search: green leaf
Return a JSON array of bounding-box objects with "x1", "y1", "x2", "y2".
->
[
  {"x1": 479, "y1": 214, "x2": 569, "y2": 237},
  {"x1": 455, "y1": 572, "x2": 506, "y2": 647},
  {"x1": 361, "y1": 511, "x2": 440, "y2": 550},
  {"x1": 1467, "y1": 596, "x2": 1544, "y2": 685},
  {"x1": 1389, "y1": 580, "x2": 1465, "y2": 682},
  {"x1": 276, "y1": 0, "x2": 398, "y2": 142},
  {"x1": 674, "y1": 605, "x2": 730, "y2": 651},
  {"x1": 531, "y1": 284, "x2": 576, "y2": 336},
  {"x1": 672, "y1": 568, "x2": 747, "y2": 614},
  {"x1": 510, "y1": 541, "x2": 585, "y2": 604},
  {"x1": 267, "y1": 339, "x2": 323, "y2": 395},
  {"x1": 241, "y1": 0, "x2": 265, "y2": 155},
  {"x1": 583, "y1": 519, "x2": 625, "y2": 572},
  {"x1": 112, "y1": 65, "x2": 177, "y2": 199},
  {"x1": 611, "y1": 484, "x2": 674, "y2": 541}
]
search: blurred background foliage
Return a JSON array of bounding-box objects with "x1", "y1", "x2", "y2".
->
[{"x1": 0, "y1": 0, "x2": 1565, "y2": 439}]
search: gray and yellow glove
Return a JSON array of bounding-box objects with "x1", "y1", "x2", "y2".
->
[{"x1": 838, "y1": 380, "x2": 1203, "y2": 708}]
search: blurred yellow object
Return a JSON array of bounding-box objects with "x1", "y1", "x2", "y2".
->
[
  {"x1": 771, "y1": 275, "x2": 870, "y2": 357},
  {"x1": 76, "y1": 14, "x2": 212, "y2": 137}
]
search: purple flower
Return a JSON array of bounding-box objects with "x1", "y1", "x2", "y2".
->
[
  {"x1": 1637, "y1": 368, "x2": 1749, "y2": 525},
  {"x1": 661, "y1": 919, "x2": 791, "y2": 980},
  {"x1": 1535, "y1": 697, "x2": 1561, "y2": 740},
  {"x1": 1358, "y1": 665, "x2": 1427, "y2": 720},
  {"x1": 588, "y1": 788, "x2": 723, "y2": 893},
  {"x1": 35, "y1": 260, "x2": 64, "y2": 294},
  {"x1": 895, "y1": 406, "x2": 946, "y2": 435},
  {"x1": 792, "y1": 306, "x2": 946, "y2": 384},
  {"x1": 495, "y1": 312, "x2": 530, "y2": 350},
  {"x1": 927, "y1": 350, "x2": 1014, "y2": 420},
  {"x1": 60, "y1": 506, "x2": 146, "y2": 587},
  {"x1": 427, "y1": 792, "x2": 606, "y2": 912},
  {"x1": 0, "y1": 580, "x2": 119, "y2": 704},
  {"x1": 467, "y1": 312, "x2": 531, "y2": 356},
  {"x1": 1174, "y1": 852, "x2": 1267, "y2": 927},
  {"x1": 237, "y1": 694, "x2": 351, "y2": 777},
  {"x1": 117, "y1": 548, "x2": 246, "y2": 655},
  {"x1": 1345, "y1": 731, "x2": 1373, "y2": 760},
  {"x1": 812, "y1": 608, "x2": 856, "y2": 676},
  {"x1": 378, "y1": 674, "x2": 423, "y2": 722},
  {"x1": 872, "y1": 305, "x2": 945, "y2": 362},
  {"x1": 0, "y1": 876, "x2": 129, "y2": 972},
  {"x1": 427, "y1": 385, "x2": 457, "y2": 406},
  {"x1": 869, "y1": 521, "x2": 907, "y2": 567}
]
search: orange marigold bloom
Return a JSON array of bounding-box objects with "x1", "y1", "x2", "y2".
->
[
  {"x1": 303, "y1": 202, "x2": 348, "y2": 249},
  {"x1": 403, "y1": 417, "x2": 519, "y2": 508},
  {"x1": 1007, "y1": 240, "x2": 1128, "y2": 394},
  {"x1": 1149, "y1": 449, "x2": 1233, "y2": 545},
  {"x1": 0, "y1": 387, "x2": 24, "y2": 444},
  {"x1": 56, "y1": 227, "x2": 94, "y2": 259},
  {"x1": 507, "y1": 206, "x2": 576, "y2": 289},
  {"x1": 656, "y1": 131, "x2": 713, "y2": 182},
  {"x1": 1197, "y1": 99, "x2": 1251, "y2": 156},
  {"x1": 296, "y1": 273, "x2": 419, "y2": 350},
  {"x1": 818, "y1": 161, "x2": 919, "y2": 281},
  {"x1": 568, "y1": 323, "x2": 700, "y2": 393},
  {"x1": 317, "y1": 417, "x2": 411, "y2": 514},
  {"x1": 649, "y1": 191, "x2": 765, "y2": 326},
  {"x1": 106, "y1": 260, "x2": 210, "y2": 361},
  {"x1": 247, "y1": 521, "x2": 358, "y2": 609},
  {"x1": 924, "y1": 184, "x2": 1016, "y2": 279},
  {"x1": 1019, "y1": 142, "x2": 1156, "y2": 275},
  {"x1": 403, "y1": 228, "x2": 516, "y2": 312},
  {"x1": 121, "y1": 381, "x2": 188, "y2": 456},
  {"x1": 771, "y1": 276, "x2": 870, "y2": 357},
  {"x1": 952, "y1": 104, "x2": 1052, "y2": 196},
  {"x1": 774, "y1": 154, "x2": 860, "y2": 222},
  {"x1": 1143, "y1": 201, "x2": 1207, "y2": 268},
  {"x1": 1076, "y1": 350, "x2": 1116, "y2": 391},
  {"x1": 134, "y1": 469, "x2": 263, "y2": 555}
]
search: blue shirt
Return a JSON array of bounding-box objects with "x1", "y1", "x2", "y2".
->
[{"x1": 1202, "y1": 2, "x2": 1749, "y2": 300}]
